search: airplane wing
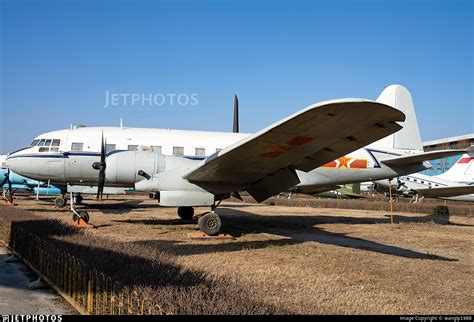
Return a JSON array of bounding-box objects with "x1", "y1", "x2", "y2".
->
[
  {"x1": 381, "y1": 149, "x2": 467, "y2": 166},
  {"x1": 183, "y1": 99, "x2": 405, "y2": 202},
  {"x1": 414, "y1": 185, "x2": 474, "y2": 198}
]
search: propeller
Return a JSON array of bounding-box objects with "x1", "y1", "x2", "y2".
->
[
  {"x1": 231, "y1": 94, "x2": 242, "y2": 199},
  {"x1": 233, "y1": 94, "x2": 239, "y2": 133},
  {"x1": 92, "y1": 132, "x2": 107, "y2": 200},
  {"x1": 396, "y1": 177, "x2": 408, "y2": 190}
]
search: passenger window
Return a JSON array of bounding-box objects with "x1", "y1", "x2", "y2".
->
[
  {"x1": 128, "y1": 145, "x2": 138, "y2": 151},
  {"x1": 195, "y1": 148, "x2": 205, "y2": 156},
  {"x1": 173, "y1": 147, "x2": 184, "y2": 156},
  {"x1": 106, "y1": 144, "x2": 116, "y2": 153},
  {"x1": 38, "y1": 139, "x2": 46, "y2": 146},
  {"x1": 71, "y1": 143, "x2": 84, "y2": 151},
  {"x1": 50, "y1": 147, "x2": 59, "y2": 152},
  {"x1": 52, "y1": 139, "x2": 60, "y2": 146},
  {"x1": 44, "y1": 139, "x2": 52, "y2": 146},
  {"x1": 151, "y1": 146, "x2": 162, "y2": 154},
  {"x1": 39, "y1": 147, "x2": 50, "y2": 152}
]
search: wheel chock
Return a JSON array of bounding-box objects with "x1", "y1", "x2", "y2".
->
[
  {"x1": 3, "y1": 201, "x2": 16, "y2": 206},
  {"x1": 187, "y1": 232, "x2": 234, "y2": 239},
  {"x1": 74, "y1": 218, "x2": 93, "y2": 228}
]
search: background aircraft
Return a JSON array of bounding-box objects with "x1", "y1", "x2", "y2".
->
[
  {"x1": 373, "y1": 151, "x2": 474, "y2": 202},
  {"x1": 435, "y1": 153, "x2": 473, "y2": 185}
]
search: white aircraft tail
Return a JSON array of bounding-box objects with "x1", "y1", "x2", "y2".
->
[
  {"x1": 370, "y1": 84, "x2": 423, "y2": 152},
  {"x1": 435, "y1": 152, "x2": 474, "y2": 184}
]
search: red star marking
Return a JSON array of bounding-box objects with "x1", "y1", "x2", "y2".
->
[{"x1": 337, "y1": 156, "x2": 352, "y2": 169}]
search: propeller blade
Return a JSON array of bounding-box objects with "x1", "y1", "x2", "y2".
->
[
  {"x1": 96, "y1": 132, "x2": 107, "y2": 200},
  {"x1": 233, "y1": 94, "x2": 239, "y2": 133}
]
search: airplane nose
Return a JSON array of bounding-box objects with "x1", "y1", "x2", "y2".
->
[{"x1": 5, "y1": 155, "x2": 25, "y2": 176}]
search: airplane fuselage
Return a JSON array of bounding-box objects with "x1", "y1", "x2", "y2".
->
[{"x1": 6, "y1": 126, "x2": 428, "y2": 192}]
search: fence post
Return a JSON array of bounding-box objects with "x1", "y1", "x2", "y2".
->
[{"x1": 87, "y1": 270, "x2": 93, "y2": 314}]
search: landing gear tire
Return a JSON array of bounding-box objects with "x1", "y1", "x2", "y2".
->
[
  {"x1": 75, "y1": 195, "x2": 83, "y2": 205},
  {"x1": 54, "y1": 197, "x2": 67, "y2": 208},
  {"x1": 198, "y1": 212, "x2": 221, "y2": 236},
  {"x1": 72, "y1": 210, "x2": 89, "y2": 223},
  {"x1": 177, "y1": 207, "x2": 194, "y2": 220}
]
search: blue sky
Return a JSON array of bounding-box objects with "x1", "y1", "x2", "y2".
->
[{"x1": 1, "y1": 0, "x2": 472, "y2": 154}]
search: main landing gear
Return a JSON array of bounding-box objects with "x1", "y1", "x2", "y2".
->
[
  {"x1": 54, "y1": 194, "x2": 83, "y2": 208},
  {"x1": 197, "y1": 212, "x2": 222, "y2": 236},
  {"x1": 177, "y1": 207, "x2": 194, "y2": 220},
  {"x1": 176, "y1": 200, "x2": 223, "y2": 236}
]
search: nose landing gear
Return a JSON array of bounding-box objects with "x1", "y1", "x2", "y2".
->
[
  {"x1": 2, "y1": 189, "x2": 15, "y2": 205},
  {"x1": 69, "y1": 192, "x2": 90, "y2": 225}
]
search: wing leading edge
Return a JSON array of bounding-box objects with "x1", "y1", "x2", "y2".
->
[{"x1": 184, "y1": 99, "x2": 405, "y2": 202}]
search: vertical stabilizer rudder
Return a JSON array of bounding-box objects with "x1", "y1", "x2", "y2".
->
[{"x1": 372, "y1": 84, "x2": 423, "y2": 152}]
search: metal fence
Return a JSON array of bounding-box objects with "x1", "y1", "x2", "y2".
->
[{"x1": 7, "y1": 225, "x2": 171, "y2": 315}]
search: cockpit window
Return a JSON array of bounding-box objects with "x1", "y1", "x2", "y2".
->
[
  {"x1": 44, "y1": 139, "x2": 52, "y2": 146},
  {"x1": 30, "y1": 139, "x2": 40, "y2": 146},
  {"x1": 52, "y1": 139, "x2": 61, "y2": 146},
  {"x1": 38, "y1": 139, "x2": 46, "y2": 146}
]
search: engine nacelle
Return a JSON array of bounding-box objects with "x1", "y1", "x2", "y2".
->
[{"x1": 105, "y1": 151, "x2": 165, "y2": 186}]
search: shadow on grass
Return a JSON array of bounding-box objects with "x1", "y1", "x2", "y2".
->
[
  {"x1": 129, "y1": 207, "x2": 459, "y2": 261},
  {"x1": 4, "y1": 218, "x2": 283, "y2": 314}
]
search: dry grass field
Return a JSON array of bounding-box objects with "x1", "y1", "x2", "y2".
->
[{"x1": 2, "y1": 193, "x2": 473, "y2": 314}]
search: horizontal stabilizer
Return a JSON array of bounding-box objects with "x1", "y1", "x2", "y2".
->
[
  {"x1": 415, "y1": 185, "x2": 474, "y2": 198},
  {"x1": 381, "y1": 149, "x2": 468, "y2": 166}
]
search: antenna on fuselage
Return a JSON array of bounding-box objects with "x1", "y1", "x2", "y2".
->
[
  {"x1": 120, "y1": 117, "x2": 123, "y2": 129},
  {"x1": 233, "y1": 94, "x2": 239, "y2": 133}
]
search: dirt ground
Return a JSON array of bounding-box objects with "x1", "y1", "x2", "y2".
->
[{"x1": 5, "y1": 193, "x2": 474, "y2": 314}]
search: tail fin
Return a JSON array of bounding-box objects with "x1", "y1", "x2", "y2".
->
[
  {"x1": 371, "y1": 84, "x2": 423, "y2": 151},
  {"x1": 435, "y1": 152, "x2": 474, "y2": 184}
]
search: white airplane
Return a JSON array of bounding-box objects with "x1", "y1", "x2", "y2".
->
[
  {"x1": 374, "y1": 153, "x2": 474, "y2": 202},
  {"x1": 435, "y1": 153, "x2": 473, "y2": 185},
  {"x1": 4, "y1": 85, "x2": 467, "y2": 234}
]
